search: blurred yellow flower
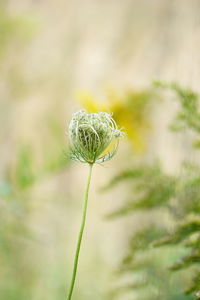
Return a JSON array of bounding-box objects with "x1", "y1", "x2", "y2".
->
[{"x1": 76, "y1": 88, "x2": 154, "y2": 153}]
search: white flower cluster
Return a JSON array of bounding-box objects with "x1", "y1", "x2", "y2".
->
[{"x1": 68, "y1": 110, "x2": 123, "y2": 164}]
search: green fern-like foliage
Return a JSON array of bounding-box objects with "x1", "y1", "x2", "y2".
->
[{"x1": 106, "y1": 83, "x2": 200, "y2": 300}]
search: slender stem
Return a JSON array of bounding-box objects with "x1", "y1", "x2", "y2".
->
[{"x1": 67, "y1": 163, "x2": 93, "y2": 300}]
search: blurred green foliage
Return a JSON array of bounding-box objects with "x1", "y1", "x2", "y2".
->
[
  {"x1": 0, "y1": 3, "x2": 70, "y2": 300},
  {"x1": 106, "y1": 83, "x2": 200, "y2": 300}
]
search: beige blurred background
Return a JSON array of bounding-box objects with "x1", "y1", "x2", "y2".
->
[{"x1": 0, "y1": 1, "x2": 200, "y2": 300}]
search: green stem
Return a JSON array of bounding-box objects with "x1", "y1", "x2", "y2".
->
[{"x1": 67, "y1": 163, "x2": 93, "y2": 300}]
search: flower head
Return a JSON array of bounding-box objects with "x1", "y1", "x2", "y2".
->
[{"x1": 68, "y1": 110, "x2": 123, "y2": 164}]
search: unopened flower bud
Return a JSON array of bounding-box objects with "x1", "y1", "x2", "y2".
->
[{"x1": 68, "y1": 110, "x2": 123, "y2": 164}]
